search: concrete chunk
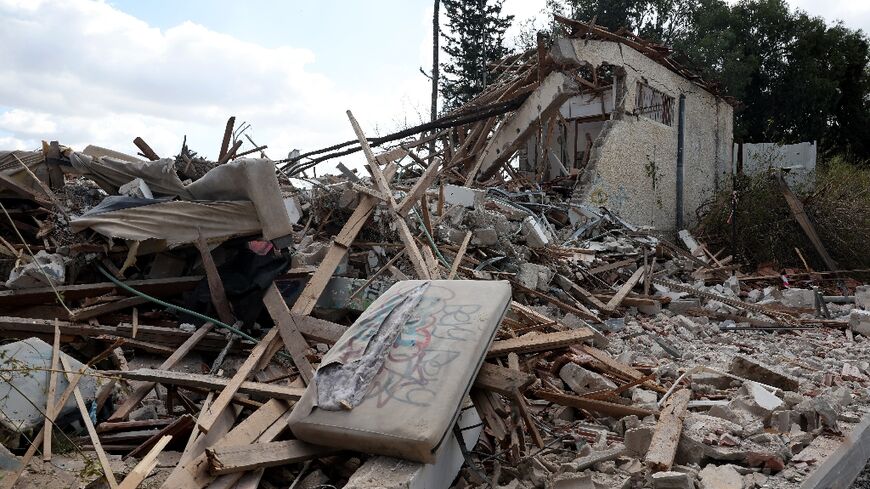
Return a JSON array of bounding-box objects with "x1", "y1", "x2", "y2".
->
[
  {"x1": 442, "y1": 184, "x2": 484, "y2": 209},
  {"x1": 559, "y1": 362, "x2": 617, "y2": 395},
  {"x1": 729, "y1": 355, "x2": 800, "y2": 391},
  {"x1": 651, "y1": 471, "x2": 695, "y2": 489},
  {"x1": 698, "y1": 464, "x2": 743, "y2": 489}
]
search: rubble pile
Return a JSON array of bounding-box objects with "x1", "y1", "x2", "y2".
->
[{"x1": 0, "y1": 19, "x2": 868, "y2": 489}]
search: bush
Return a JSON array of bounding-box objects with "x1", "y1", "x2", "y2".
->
[{"x1": 694, "y1": 156, "x2": 870, "y2": 271}]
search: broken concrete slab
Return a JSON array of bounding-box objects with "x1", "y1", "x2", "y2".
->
[
  {"x1": 522, "y1": 216, "x2": 551, "y2": 248},
  {"x1": 729, "y1": 355, "x2": 800, "y2": 391},
  {"x1": 848, "y1": 309, "x2": 870, "y2": 336},
  {"x1": 559, "y1": 362, "x2": 617, "y2": 395},
  {"x1": 651, "y1": 471, "x2": 695, "y2": 489},
  {"x1": 698, "y1": 464, "x2": 743, "y2": 489}
]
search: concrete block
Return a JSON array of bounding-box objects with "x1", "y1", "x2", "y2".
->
[
  {"x1": 517, "y1": 263, "x2": 553, "y2": 292},
  {"x1": 698, "y1": 464, "x2": 743, "y2": 489},
  {"x1": 651, "y1": 471, "x2": 695, "y2": 489},
  {"x1": 559, "y1": 362, "x2": 617, "y2": 395},
  {"x1": 118, "y1": 177, "x2": 153, "y2": 199},
  {"x1": 522, "y1": 216, "x2": 551, "y2": 248},
  {"x1": 624, "y1": 426, "x2": 654, "y2": 457},
  {"x1": 442, "y1": 184, "x2": 484, "y2": 209},
  {"x1": 856, "y1": 285, "x2": 870, "y2": 309},
  {"x1": 849, "y1": 309, "x2": 870, "y2": 336},
  {"x1": 690, "y1": 372, "x2": 734, "y2": 390},
  {"x1": 780, "y1": 288, "x2": 815, "y2": 308},
  {"x1": 472, "y1": 228, "x2": 498, "y2": 246},
  {"x1": 668, "y1": 299, "x2": 701, "y2": 314},
  {"x1": 631, "y1": 389, "x2": 658, "y2": 408},
  {"x1": 729, "y1": 355, "x2": 800, "y2": 391}
]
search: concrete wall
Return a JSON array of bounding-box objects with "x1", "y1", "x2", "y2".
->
[
  {"x1": 565, "y1": 39, "x2": 734, "y2": 231},
  {"x1": 739, "y1": 141, "x2": 816, "y2": 188}
]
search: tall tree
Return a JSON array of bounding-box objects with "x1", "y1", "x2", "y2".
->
[
  {"x1": 431, "y1": 0, "x2": 441, "y2": 123},
  {"x1": 440, "y1": 0, "x2": 514, "y2": 109}
]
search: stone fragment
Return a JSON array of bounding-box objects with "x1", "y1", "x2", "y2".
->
[
  {"x1": 651, "y1": 471, "x2": 695, "y2": 489},
  {"x1": 516, "y1": 263, "x2": 554, "y2": 292},
  {"x1": 780, "y1": 288, "x2": 815, "y2": 308},
  {"x1": 743, "y1": 382, "x2": 783, "y2": 413},
  {"x1": 855, "y1": 285, "x2": 870, "y2": 309},
  {"x1": 624, "y1": 426, "x2": 654, "y2": 457},
  {"x1": 442, "y1": 184, "x2": 485, "y2": 208},
  {"x1": 848, "y1": 309, "x2": 870, "y2": 336},
  {"x1": 561, "y1": 443, "x2": 625, "y2": 471},
  {"x1": 631, "y1": 389, "x2": 658, "y2": 408},
  {"x1": 472, "y1": 228, "x2": 499, "y2": 246},
  {"x1": 698, "y1": 464, "x2": 743, "y2": 489},
  {"x1": 729, "y1": 355, "x2": 800, "y2": 391},
  {"x1": 522, "y1": 216, "x2": 551, "y2": 248},
  {"x1": 559, "y1": 363, "x2": 617, "y2": 395}
]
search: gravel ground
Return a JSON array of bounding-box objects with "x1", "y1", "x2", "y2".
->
[{"x1": 853, "y1": 459, "x2": 870, "y2": 488}]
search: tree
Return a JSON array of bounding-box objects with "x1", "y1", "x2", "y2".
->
[{"x1": 440, "y1": 0, "x2": 514, "y2": 109}]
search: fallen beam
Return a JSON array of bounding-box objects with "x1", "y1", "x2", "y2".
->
[
  {"x1": 645, "y1": 389, "x2": 691, "y2": 472},
  {"x1": 0, "y1": 276, "x2": 202, "y2": 307},
  {"x1": 206, "y1": 440, "x2": 338, "y2": 475},
  {"x1": 487, "y1": 329, "x2": 593, "y2": 357},
  {"x1": 110, "y1": 368, "x2": 305, "y2": 401}
]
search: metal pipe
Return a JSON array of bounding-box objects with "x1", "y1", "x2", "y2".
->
[{"x1": 676, "y1": 94, "x2": 686, "y2": 230}]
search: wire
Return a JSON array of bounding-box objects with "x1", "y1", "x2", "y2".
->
[{"x1": 95, "y1": 265, "x2": 292, "y2": 362}]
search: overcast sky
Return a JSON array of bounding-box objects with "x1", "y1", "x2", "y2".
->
[{"x1": 0, "y1": 0, "x2": 866, "y2": 171}]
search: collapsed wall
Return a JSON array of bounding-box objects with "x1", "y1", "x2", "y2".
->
[{"x1": 549, "y1": 39, "x2": 734, "y2": 231}]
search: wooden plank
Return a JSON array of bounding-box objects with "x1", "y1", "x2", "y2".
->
[
  {"x1": 288, "y1": 313, "x2": 347, "y2": 344},
  {"x1": 447, "y1": 231, "x2": 472, "y2": 279},
  {"x1": 194, "y1": 235, "x2": 235, "y2": 325},
  {"x1": 488, "y1": 329, "x2": 593, "y2": 357},
  {"x1": 777, "y1": 175, "x2": 838, "y2": 271},
  {"x1": 0, "y1": 276, "x2": 202, "y2": 307},
  {"x1": 61, "y1": 355, "x2": 118, "y2": 488},
  {"x1": 206, "y1": 440, "x2": 337, "y2": 475},
  {"x1": 645, "y1": 389, "x2": 691, "y2": 472},
  {"x1": 604, "y1": 267, "x2": 645, "y2": 311},
  {"x1": 290, "y1": 164, "x2": 397, "y2": 316},
  {"x1": 217, "y1": 117, "x2": 235, "y2": 162},
  {"x1": 109, "y1": 323, "x2": 215, "y2": 421},
  {"x1": 163, "y1": 399, "x2": 291, "y2": 489},
  {"x1": 42, "y1": 320, "x2": 60, "y2": 461},
  {"x1": 509, "y1": 279, "x2": 600, "y2": 322},
  {"x1": 117, "y1": 435, "x2": 172, "y2": 489},
  {"x1": 579, "y1": 345, "x2": 666, "y2": 394},
  {"x1": 557, "y1": 274, "x2": 609, "y2": 310},
  {"x1": 112, "y1": 368, "x2": 304, "y2": 400},
  {"x1": 68, "y1": 296, "x2": 149, "y2": 322},
  {"x1": 586, "y1": 258, "x2": 637, "y2": 275},
  {"x1": 196, "y1": 326, "x2": 281, "y2": 433},
  {"x1": 263, "y1": 283, "x2": 314, "y2": 384},
  {"x1": 469, "y1": 71, "x2": 580, "y2": 182},
  {"x1": 473, "y1": 362, "x2": 535, "y2": 396},
  {"x1": 533, "y1": 389, "x2": 656, "y2": 417},
  {"x1": 396, "y1": 157, "x2": 443, "y2": 216},
  {"x1": 347, "y1": 110, "x2": 430, "y2": 279},
  {"x1": 126, "y1": 414, "x2": 193, "y2": 460},
  {"x1": 133, "y1": 137, "x2": 160, "y2": 161},
  {"x1": 470, "y1": 389, "x2": 507, "y2": 440}
]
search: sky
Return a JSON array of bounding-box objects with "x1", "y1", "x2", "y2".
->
[{"x1": 0, "y1": 0, "x2": 866, "y2": 172}]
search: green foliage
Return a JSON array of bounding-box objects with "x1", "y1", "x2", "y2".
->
[
  {"x1": 440, "y1": 0, "x2": 514, "y2": 109},
  {"x1": 542, "y1": 0, "x2": 870, "y2": 162},
  {"x1": 694, "y1": 157, "x2": 870, "y2": 270}
]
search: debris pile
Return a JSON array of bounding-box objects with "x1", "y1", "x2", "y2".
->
[{"x1": 0, "y1": 19, "x2": 868, "y2": 489}]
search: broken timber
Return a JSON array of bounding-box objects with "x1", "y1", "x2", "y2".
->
[
  {"x1": 487, "y1": 328, "x2": 593, "y2": 357},
  {"x1": 645, "y1": 388, "x2": 691, "y2": 472},
  {"x1": 207, "y1": 440, "x2": 338, "y2": 475}
]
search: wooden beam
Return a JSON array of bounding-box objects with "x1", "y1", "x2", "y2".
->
[
  {"x1": 126, "y1": 415, "x2": 193, "y2": 460},
  {"x1": 468, "y1": 71, "x2": 580, "y2": 183},
  {"x1": 777, "y1": 175, "x2": 838, "y2": 271},
  {"x1": 604, "y1": 267, "x2": 645, "y2": 311},
  {"x1": 288, "y1": 313, "x2": 347, "y2": 344},
  {"x1": 117, "y1": 435, "x2": 172, "y2": 489},
  {"x1": 447, "y1": 231, "x2": 472, "y2": 279},
  {"x1": 196, "y1": 326, "x2": 281, "y2": 433},
  {"x1": 645, "y1": 389, "x2": 691, "y2": 472},
  {"x1": 579, "y1": 345, "x2": 666, "y2": 394},
  {"x1": 395, "y1": 157, "x2": 443, "y2": 216},
  {"x1": 194, "y1": 235, "x2": 235, "y2": 325},
  {"x1": 218, "y1": 116, "x2": 235, "y2": 162},
  {"x1": 61, "y1": 355, "x2": 118, "y2": 488},
  {"x1": 0, "y1": 276, "x2": 202, "y2": 307},
  {"x1": 262, "y1": 283, "x2": 314, "y2": 384},
  {"x1": 68, "y1": 296, "x2": 149, "y2": 322},
  {"x1": 207, "y1": 440, "x2": 338, "y2": 475},
  {"x1": 109, "y1": 323, "x2": 215, "y2": 421},
  {"x1": 347, "y1": 110, "x2": 430, "y2": 279},
  {"x1": 110, "y1": 369, "x2": 305, "y2": 401},
  {"x1": 133, "y1": 137, "x2": 160, "y2": 161},
  {"x1": 290, "y1": 163, "x2": 398, "y2": 316},
  {"x1": 533, "y1": 389, "x2": 656, "y2": 417},
  {"x1": 42, "y1": 321, "x2": 60, "y2": 461},
  {"x1": 488, "y1": 329, "x2": 593, "y2": 357},
  {"x1": 474, "y1": 362, "x2": 535, "y2": 396}
]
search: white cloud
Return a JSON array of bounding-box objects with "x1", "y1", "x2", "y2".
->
[{"x1": 0, "y1": 0, "x2": 430, "y2": 171}]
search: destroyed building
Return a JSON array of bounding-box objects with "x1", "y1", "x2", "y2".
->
[
  {"x1": 0, "y1": 16, "x2": 868, "y2": 489},
  {"x1": 520, "y1": 29, "x2": 734, "y2": 230}
]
